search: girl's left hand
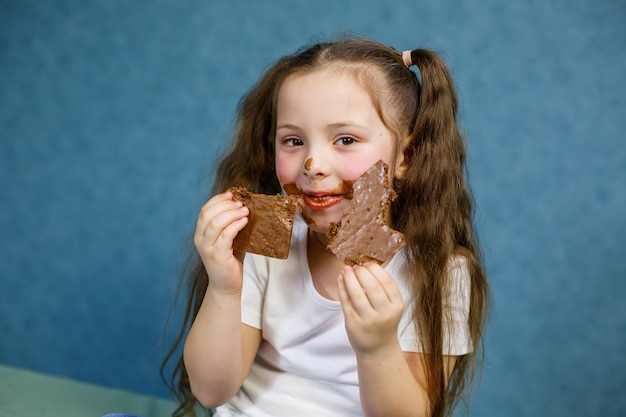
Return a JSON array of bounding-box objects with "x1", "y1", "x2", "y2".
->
[{"x1": 337, "y1": 263, "x2": 404, "y2": 354}]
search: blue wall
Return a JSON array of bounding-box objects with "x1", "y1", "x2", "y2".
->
[{"x1": 1, "y1": 1, "x2": 625, "y2": 416}]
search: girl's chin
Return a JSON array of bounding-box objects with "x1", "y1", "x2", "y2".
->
[{"x1": 299, "y1": 210, "x2": 341, "y2": 233}]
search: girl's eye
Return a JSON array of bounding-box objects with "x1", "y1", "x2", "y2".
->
[
  {"x1": 336, "y1": 136, "x2": 355, "y2": 146},
  {"x1": 283, "y1": 137, "x2": 304, "y2": 147}
]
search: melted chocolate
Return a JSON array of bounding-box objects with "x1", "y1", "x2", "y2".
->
[
  {"x1": 282, "y1": 183, "x2": 302, "y2": 196},
  {"x1": 283, "y1": 181, "x2": 354, "y2": 199}
]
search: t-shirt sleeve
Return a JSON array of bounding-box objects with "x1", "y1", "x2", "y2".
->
[
  {"x1": 240, "y1": 254, "x2": 267, "y2": 329},
  {"x1": 398, "y1": 256, "x2": 472, "y2": 356}
]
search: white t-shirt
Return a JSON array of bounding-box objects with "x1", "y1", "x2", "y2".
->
[{"x1": 214, "y1": 215, "x2": 471, "y2": 417}]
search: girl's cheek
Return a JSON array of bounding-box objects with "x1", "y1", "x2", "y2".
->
[
  {"x1": 275, "y1": 157, "x2": 294, "y2": 184},
  {"x1": 341, "y1": 159, "x2": 380, "y2": 182}
]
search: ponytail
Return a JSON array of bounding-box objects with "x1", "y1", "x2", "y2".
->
[{"x1": 393, "y1": 48, "x2": 486, "y2": 417}]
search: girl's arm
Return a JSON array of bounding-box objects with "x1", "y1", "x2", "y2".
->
[
  {"x1": 357, "y1": 349, "x2": 456, "y2": 417},
  {"x1": 183, "y1": 192, "x2": 262, "y2": 408},
  {"x1": 338, "y1": 263, "x2": 455, "y2": 417}
]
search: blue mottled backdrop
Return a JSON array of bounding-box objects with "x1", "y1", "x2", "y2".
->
[{"x1": 1, "y1": 1, "x2": 625, "y2": 416}]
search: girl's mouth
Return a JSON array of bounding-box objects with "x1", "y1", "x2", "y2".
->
[{"x1": 302, "y1": 193, "x2": 343, "y2": 210}]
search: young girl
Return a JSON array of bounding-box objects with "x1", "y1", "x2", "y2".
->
[{"x1": 162, "y1": 38, "x2": 489, "y2": 417}]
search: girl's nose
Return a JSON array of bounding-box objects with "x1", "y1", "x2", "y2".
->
[{"x1": 303, "y1": 156, "x2": 327, "y2": 178}]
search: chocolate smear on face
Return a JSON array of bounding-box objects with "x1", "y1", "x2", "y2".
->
[
  {"x1": 337, "y1": 180, "x2": 355, "y2": 200},
  {"x1": 298, "y1": 203, "x2": 315, "y2": 226},
  {"x1": 282, "y1": 183, "x2": 302, "y2": 196},
  {"x1": 325, "y1": 160, "x2": 405, "y2": 266}
]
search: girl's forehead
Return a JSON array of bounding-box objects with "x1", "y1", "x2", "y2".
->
[
  {"x1": 277, "y1": 68, "x2": 375, "y2": 111},
  {"x1": 279, "y1": 65, "x2": 377, "y2": 100}
]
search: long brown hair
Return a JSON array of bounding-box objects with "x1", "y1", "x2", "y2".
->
[{"x1": 161, "y1": 38, "x2": 489, "y2": 417}]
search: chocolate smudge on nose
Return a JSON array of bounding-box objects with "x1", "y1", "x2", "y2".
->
[{"x1": 304, "y1": 157, "x2": 313, "y2": 171}]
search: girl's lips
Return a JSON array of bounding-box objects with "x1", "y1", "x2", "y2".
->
[{"x1": 302, "y1": 193, "x2": 343, "y2": 210}]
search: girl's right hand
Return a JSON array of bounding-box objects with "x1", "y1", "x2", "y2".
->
[{"x1": 194, "y1": 191, "x2": 249, "y2": 294}]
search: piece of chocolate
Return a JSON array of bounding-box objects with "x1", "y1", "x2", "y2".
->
[
  {"x1": 230, "y1": 187, "x2": 297, "y2": 259},
  {"x1": 326, "y1": 160, "x2": 405, "y2": 266}
]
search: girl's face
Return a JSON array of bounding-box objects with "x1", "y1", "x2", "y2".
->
[{"x1": 275, "y1": 67, "x2": 406, "y2": 232}]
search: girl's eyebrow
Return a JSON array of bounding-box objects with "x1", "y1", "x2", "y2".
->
[
  {"x1": 275, "y1": 123, "x2": 300, "y2": 130},
  {"x1": 328, "y1": 120, "x2": 365, "y2": 129},
  {"x1": 327, "y1": 122, "x2": 369, "y2": 131}
]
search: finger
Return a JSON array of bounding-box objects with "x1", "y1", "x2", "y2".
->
[
  {"x1": 351, "y1": 264, "x2": 392, "y2": 310},
  {"x1": 197, "y1": 190, "x2": 244, "y2": 220},
  {"x1": 337, "y1": 270, "x2": 353, "y2": 314},
  {"x1": 199, "y1": 190, "x2": 237, "y2": 213},
  {"x1": 196, "y1": 194, "x2": 233, "y2": 233},
  {"x1": 199, "y1": 209, "x2": 248, "y2": 249},
  {"x1": 195, "y1": 200, "x2": 248, "y2": 246},
  {"x1": 196, "y1": 192, "x2": 245, "y2": 234},
  {"x1": 214, "y1": 214, "x2": 248, "y2": 249},
  {"x1": 360, "y1": 262, "x2": 404, "y2": 307},
  {"x1": 340, "y1": 265, "x2": 374, "y2": 315},
  {"x1": 196, "y1": 215, "x2": 248, "y2": 270}
]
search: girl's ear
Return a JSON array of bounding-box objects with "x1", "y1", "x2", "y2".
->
[{"x1": 393, "y1": 141, "x2": 410, "y2": 179}]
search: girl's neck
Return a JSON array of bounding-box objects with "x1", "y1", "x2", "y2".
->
[
  {"x1": 310, "y1": 230, "x2": 334, "y2": 254},
  {"x1": 307, "y1": 229, "x2": 343, "y2": 301}
]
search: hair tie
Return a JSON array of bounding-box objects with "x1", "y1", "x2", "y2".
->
[{"x1": 402, "y1": 50, "x2": 413, "y2": 68}]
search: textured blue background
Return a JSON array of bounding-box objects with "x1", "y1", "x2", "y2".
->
[{"x1": 1, "y1": 1, "x2": 625, "y2": 416}]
